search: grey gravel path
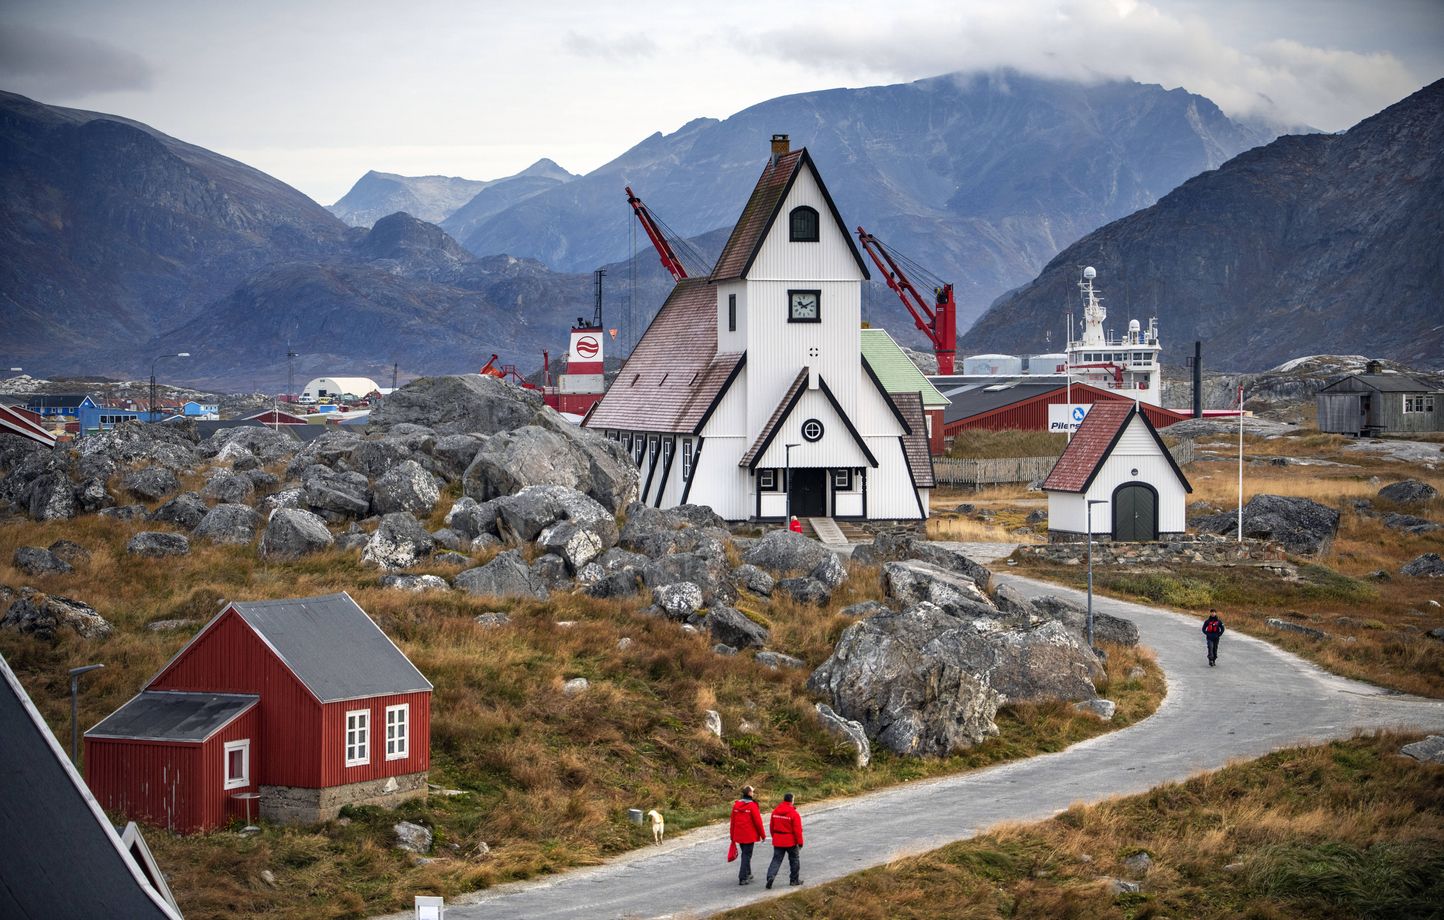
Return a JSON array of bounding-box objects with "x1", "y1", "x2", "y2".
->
[{"x1": 392, "y1": 574, "x2": 1444, "y2": 920}]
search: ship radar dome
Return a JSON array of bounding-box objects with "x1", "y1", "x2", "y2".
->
[
  {"x1": 1129, "y1": 319, "x2": 1141, "y2": 332},
  {"x1": 1083, "y1": 266, "x2": 1096, "y2": 279}
]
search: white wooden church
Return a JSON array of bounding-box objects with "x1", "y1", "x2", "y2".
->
[{"x1": 587, "y1": 135, "x2": 933, "y2": 521}]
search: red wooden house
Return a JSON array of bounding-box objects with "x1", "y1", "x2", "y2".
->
[{"x1": 86, "y1": 593, "x2": 432, "y2": 833}]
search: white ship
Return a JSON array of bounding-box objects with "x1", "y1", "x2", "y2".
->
[{"x1": 1065, "y1": 266, "x2": 1162, "y2": 406}]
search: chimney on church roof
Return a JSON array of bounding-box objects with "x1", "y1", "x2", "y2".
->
[{"x1": 770, "y1": 134, "x2": 790, "y2": 158}]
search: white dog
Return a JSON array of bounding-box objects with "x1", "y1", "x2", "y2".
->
[{"x1": 647, "y1": 809, "x2": 665, "y2": 844}]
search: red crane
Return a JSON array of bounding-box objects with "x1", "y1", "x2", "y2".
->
[
  {"x1": 855, "y1": 227, "x2": 957, "y2": 375},
  {"x1": 626, "y1": 186, "x2": 688, "y2": 283}
]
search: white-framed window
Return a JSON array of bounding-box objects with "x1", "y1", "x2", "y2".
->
[
  {"x1": 621, "y1": 432, "x2": 632, "y2": 451},
  {"x1": 224, "y1": 739, "x2": 250, "y2": 790},
  {"x1": 832, "y1": 468, "x2": 853, "y2": 491},
  {"x1": 1404, "y1": 395, "x2": 1435, "y2": 413},
  {"x1": 759, "y1": 469, "x2": 776, "y2": 491},
  {"x1": 385, "y1": 704, "x2": 409, "y2": 761},
  {"x1": 682, "y1": 439, "x2": 694, "y2": 480},
  {"x1": 662, "y1": 438, "x2": 673, "y2": 464},
  {"x1": 648, "y1": 435, "x2": 659, "y2": 464},
  {"x1": 345, "y1": 709, "x2": 370, "y2": 766}
]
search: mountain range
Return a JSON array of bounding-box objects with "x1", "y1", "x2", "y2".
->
[
  {"x1": 351, "y1": 71, "x2": 1280, "y2": 333},
  {"x1": 328, "y1": 158, "x2": 576, "y2": 230},
  {"x1": 960, "y1": 78, "x2": 1444, "y2": 371}
]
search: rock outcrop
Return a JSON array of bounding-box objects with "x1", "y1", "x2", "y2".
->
[
  {"x1": 260, "y1": 508, "x2": 335, "y2": 559},
  {"x1": 1195, "y1": 494, "x2": 1340, "y2": 555},
  {"x1": 1, "y1": 590, "x2": 113, "y2": 640}
]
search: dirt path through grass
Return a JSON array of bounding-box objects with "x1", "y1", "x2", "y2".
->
[{"x1": 381, "y1": 574, "x2": 1444, "y2": 920}]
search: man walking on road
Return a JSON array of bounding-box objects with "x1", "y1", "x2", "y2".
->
[
  {"x1": 765, "y1": 793, "x2": 804, "y2": 889},
  {"x1": 730, "y1": 785, "x2": 765, "y2": 885},
  {"x1": 1202, "y1": 609, "x2": 1225, "y2": 667}
]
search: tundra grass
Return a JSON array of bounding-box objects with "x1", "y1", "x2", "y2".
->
[
  {"x1": 721, "y1": 733, "x2": 1444, "y2": 920},
  {"x1": 0, "y1": 514, "x2": 1162, "y2": 920}
]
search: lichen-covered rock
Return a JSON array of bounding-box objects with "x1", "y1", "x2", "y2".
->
[
  {"x1": 883, "y1": 560, "x2": 995, "y2": 617},
  {"x1": 777, "y1": 577, "x2": 830, "y2": 606},
  {"x1": 1401, "y1": 553, "x2": 1444, "y2": 577},
  {"x1": 755, "y1": 650, "x2": 805, "y2": 670},
  {"x1": 126, "y1": 531, "x2": 190, "y2": 558},
  {"x1": 741, "y1": 530, "x2": 833, "y2": 575},
  {"x1": 1379, "y1": 479, "x2": 1439, "y2": 505},
  {"x1": 362, "y1": 513, "x2": 435, "y2": 569},
  {"x1": 643, "y1": 552, "x2": 732, "y2": 604},
  {"x1": 100, "y1": 504, "x2": 147, "y2": 520},
  {"x1": 529, "y1": 553, "x2": 571, "y2": 589},
  {"x1": 809, "y1": 553, "x2": 848, "y2": 590},
  {"x1": 490, "y1": 485, "x2": 619, "y2": 546},
  {"x1": 705, "y1": 605, "x2": 768, "y2": 649},
  {"x1": 1022, "y1": 592, "x2": 1140, "y2": 647},
  {"x1": 150, "y1": 491, "x2": 208, "y2": 530},
  {"x1": 121, "y1": 467, "x2": 179, "y2": 502},
  {"x1": 259, "y1": 508, "x2": 334, "y2": 559},
  {"x1": 808, "y1": 602, "x2": 1002, "y2": 756},
  {"x1": 731, "y1": 564, "x2": 775, "y2": 597},
  {"x1": 380, "y1": 574, "x2": 450, "y2": 592},
  {"x1": 75, "y1": 420, "x2": 197, "y2": 471},
  {"x1": 453, "y1": 549, "x2": 549, "y2": 599},
  {"x1": 1399, "y1": 735, "x2": 1444, "y2": 764},
  {"x1": 429, "y1": 433, "x2": 486, "y2": 481},
  {"x1": 47, "y1": 540, "x2": 91, "y2": 568},
  {"x1": 75, "y1": 476, "x2": 114, "y2": 513},
  {"x1": 430, "y1": 527, "x2": 470, "y2": 552},
  {"x1": 24, "y1": 472, "x2": 76, "y2": 521},
  {"x1": 371, "y1": 459, "x2": 441, "y2": 516},
  {"x1": 1195, "y1": 494, "x2": 1340, "y2": 555},
  {"x1": 815, "y1": 703, "x2": 871, "y2": 768},
  {"x1": 653, "y1": 582, "x2": 704, "y2": 620},
  {"x1": 393, "y1": 821, "x2": 432, "y2": 854},
  {"x1": 13, "y1": 546, "x2": 71, "y2": 576},
  {"x1": 201, "y1": 426, "x2": 297, "y2": 464},
  {"x1": 193, "y1": 504, "x2": 262, "y2": 545},
  {"x1": 346, "y1": 438, "x2": 415, "y2": 479},
  {"x1": 301, "y1": 464, "x2": 371, "y2": 520},
  {"x1": 1, "y1": 589, "x2": 113, "y2": 640}
]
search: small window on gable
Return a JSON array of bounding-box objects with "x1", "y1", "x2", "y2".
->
[
  {"x1": 789, "y1": 206, "x2": 819, "y2": 242},
  {"x1": 224, "y1": 739, "x2": 250, "y2": 790},
  {"x1": 728, "y1": 293, "x2": 737, "y2": 332}
]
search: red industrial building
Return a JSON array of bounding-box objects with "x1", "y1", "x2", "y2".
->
[
  {"x1": 86, "y1": 593, "x2": 432, "y2": 833},
  {"x1": 940, "y1": 381, "x2": 1191, "y2": 441}
]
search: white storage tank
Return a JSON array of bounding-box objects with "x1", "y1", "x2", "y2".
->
[
  {"x1": 963, "y1": 354, "x2": 1023, "y2": 376},
  {"x1": 1027, "y1": 353, "x2": 1068, "y2": 375}
]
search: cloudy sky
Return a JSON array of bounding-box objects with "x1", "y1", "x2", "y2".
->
[{"x1": 2, "y1": 0, "x2": 1440, "y2": 204}]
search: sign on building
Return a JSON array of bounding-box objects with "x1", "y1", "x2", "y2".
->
[{"x1": 1048, "y1": 404, "x2": 1092, "y2": 433}]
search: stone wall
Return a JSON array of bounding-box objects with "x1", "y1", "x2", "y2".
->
[
  {"x1": 260, "y1": 771, "x2": 428, "y2": 824},
  {"x1": 1019, "y1": 533, "x2": 1285, "y2": 567}
]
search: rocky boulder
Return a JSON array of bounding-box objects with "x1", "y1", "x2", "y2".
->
[
  {"x1": 642, "y1": 552, "x2": 732, "y2": 605},
  {"x1": 777, "y1": 577, "x2": 831, "y2": 606},
  {"x1": 443, "y1": 496, "x2": 498, "y2": 540},
  {"x1": 150, "y1": 492, "x2": 209, "y2": 529},
  {"x1": 371, "y1": 460, "x2": 441, "y2": 516},
  {"x1": 851, "y1": 531, "x2": 992, "y2": 588},
  {"x1": 13, "y1": 546, "x2": 71, "y2": 576},
  {"x1": 368, "y1": 374, "x2": 542, "y2": 436},
  {"x1": 1023, "y1": 592, "x2": 1140, "y2": 647},
  {"x1": 284, "y1": 429, "x2": 363, "y2": 477},
  {"x1": 1383, "y1": 513, "x2": 1440, "y2": 534},
  {"x1": 981, "y1": 619, "x2": 1104, "y2": 703},
  {"x1": 1, "y1": 589, "x2": 113, "y2": 640},
  {"x1": 429, "y1": 433, "x2": 486, "y2": 481},
  {"x1": 1195, "y1": 494, "x2": 1340, "y2": 555},
  {"x1": 75, "y1": 420, "x2": 197, "y2": 471},
  {"x1": 492, "y1": 485, "x2": 619, "y2": 548},
  {"x1": 121, "y1": 468, "x2": 179, "y2": 502},
  {"x1": 883, "y1": 560, "x2": 997, "y2": 618},
  {"x1": 201, "y1": 426, "x2": 297, "y2": 464},
  {"x1": 453, "y1": 549, "x2": 549, "y2": 599},
  {"x1": 47, "y1": 540, "x2": 90, "y2": 568},
  {"x1": 22, "y1": 472, "x2": 77, "y2": 521},
  {"x1": 380, "y1": 574, "x2": 450, "y2": 592},
  {"x1": 301, "y1": 465, "x2": 371, "y2": 520},
  {"x1": 1379, "y1": 479, "x2": 1438, "y2": 505},
  {"x1": 260, "y1": 508, "x2": 335, "y2": 559},
  {"x1": 731, "y1": 564, "x2": 775, "y2": 597},
  {"x1": 202, "y1": 472, "x2": 256, "y2": 505},
  {"x1": 815, "y1": 703, "x2": 871, "y2": 768},
  {"x1": 704, "y1": 605, "x2": 768, "y2": 649},
  {"x1": 193, "y1": 504, "x2": 262, "y2": 545},
  {"x1": 1401, "y1": 553, "x2": 1444, "y2": 577},
  {"x1": 127, "y1": 531, "x2": 190, "y2": 558},
  {"x1": 346, "y1": 438, "x2": 416, "y2": 479},
  {"x1": 362, "y1": 513, "x2": 435, "y2": 569},
  {"x1": 741, "y1": 530, "x2": 836, "y2": 576},
  {"x1": 808, "y1": 602, "x2": 1002, "y2": 756},
  {"x1": 652, "y1": 582, "x2": 704, "y2": 620}
]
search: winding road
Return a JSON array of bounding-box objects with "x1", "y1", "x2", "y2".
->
[{"x1": 389, "y1": 565, "x2": 1444, "y2": 920}]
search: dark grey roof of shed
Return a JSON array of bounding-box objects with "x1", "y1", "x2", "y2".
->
[
  {"x1": 942, "y1": 382, "x2": 1062, "y2": 425},
  {"x1": 87, "y1": 692, "x2": 257, "y2": 742},
  {"x1": 228, "y1": 593, "x2": 432, "y2": 703},
  {"x1": 0, "y1": 654, "x2": 182, "y2": 919},
  {"x1": 1321, "y1": 373, "x2": 1432, "y2": 393}
]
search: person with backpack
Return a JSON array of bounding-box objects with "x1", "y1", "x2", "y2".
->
[
  {"x1": 1202, "y1": 610, "x2": 1225, "y2": 666},
  {"x1": 728, "y1": 785, "x2": 766, "y2": 885},
  {"x1": 764, "y1": 793, "x2": 804, "y2": 889}
]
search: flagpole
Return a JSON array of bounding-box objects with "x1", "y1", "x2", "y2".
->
[{"x1": 1237, "y1": 383, "x2": 1244, "y2": 543}]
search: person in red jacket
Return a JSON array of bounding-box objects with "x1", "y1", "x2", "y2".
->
[
  {"x1": 764, "y1": 792, "x2": 804, "y2": 888},
  {"x1": 729, "y1": 785, "x2": 766, "y2": 885},
  {"x1": 788, "y1": 516, "x2": 803, "y2": 533}
]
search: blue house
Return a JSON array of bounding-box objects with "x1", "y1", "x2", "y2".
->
[
  {"x1": 182, "y1": 401, "x2": 219, "y2": 418},
  {"x1": 27, "y1": 394, "x2": 98, "y2": 418},
  {"x1": 78, "y1": 405, "x2": 146, "y2": 433}
]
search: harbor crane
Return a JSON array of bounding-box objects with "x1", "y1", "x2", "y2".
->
[
  {"x1": 626, "y1": 186, "x2": 688, "y2": 283},
  {"x1": 854, "y1": 227, "x2": 957, "y2": 375}
]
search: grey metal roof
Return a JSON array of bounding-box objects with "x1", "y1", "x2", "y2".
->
[
  {"x1": 942, "y1": 382, "x2": 1062, "y2": 425},
  {"x1": 86, "y1": 691, "x2": 257, "y2": 742},
  {"x1": 0, "y1": 653, "x2": 183, "y2": 919},
  {"x1": 230, "y1": 593, "x2": 432, "y2": 702},
  {"x1": 1322, "y1": 373, "x2": 1432, "y2": 393}
]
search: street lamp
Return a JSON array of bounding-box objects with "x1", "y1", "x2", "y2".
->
[
  {"x1": 69, "y1": 663, "x2": 105, "y2": 765},
  {"x1": 149, "y1": 352, "x2": 191, "y2": 419},
  {"x1": 1085, "y1": 499, "x2": 1109, "y2": 650},
  {"x1": 784, "y1": 443, "x2": 801, "y2": 527}
]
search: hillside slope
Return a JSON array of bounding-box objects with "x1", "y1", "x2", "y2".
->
[{"x1": 960, "y1": 79, "x2": 1444, "y2": 371}]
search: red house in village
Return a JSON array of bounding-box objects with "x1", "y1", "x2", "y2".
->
[{"x1": 85, "y1": 593, "x2": 432, "y2": 833}]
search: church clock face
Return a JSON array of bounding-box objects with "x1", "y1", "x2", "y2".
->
[{"x1": 788, "y1": 289, "x2": 820, "y2": 323}]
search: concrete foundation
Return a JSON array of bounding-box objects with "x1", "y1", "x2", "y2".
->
[{"x1": 260, "y1": 771, "x2": 427, "y2": 824}]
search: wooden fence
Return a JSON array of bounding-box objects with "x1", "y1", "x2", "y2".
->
[{"x1": 933, "y1": 439, "x2": 1195, "y2": 488}]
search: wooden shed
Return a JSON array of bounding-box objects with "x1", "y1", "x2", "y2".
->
[
  {"x1": 1042, "y1": 401, "x2": 1192, "y2": 542},
  {"x1": 86, "y1": 593, "x2": 432, "y2": 832},
  {"x1": 1316, "y1": 362, "x2": 1441, "y2": 436}
]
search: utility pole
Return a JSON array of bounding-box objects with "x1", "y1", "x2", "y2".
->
[
  {"x1": 392, "y1": 362, "x2": 398, "y2": 390},
  {"x1": 286, "y1": 342, "x2": 298, "y2": 402},
  {"x1": 69, "y1": 663, "x2": 104, "y2": 765}
]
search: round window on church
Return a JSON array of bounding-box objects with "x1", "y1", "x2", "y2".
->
[{"x1": 802, "y1": 419, "x2": 824, "y2": 442}]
